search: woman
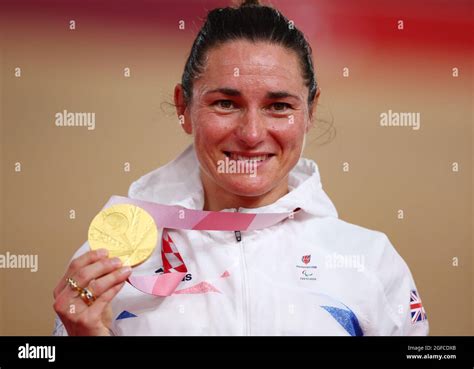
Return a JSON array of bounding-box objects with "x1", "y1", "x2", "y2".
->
[{"x1": 53, "y1": 0, "x2": 429, "y2": 336}]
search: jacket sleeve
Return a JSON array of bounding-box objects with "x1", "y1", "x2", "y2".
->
[
  {"x1": 372, "y1": 234, "x2": 429, "y2": 336},
  {"x1": 52, "y1": 314, "x2": 68, "y2": 336}
]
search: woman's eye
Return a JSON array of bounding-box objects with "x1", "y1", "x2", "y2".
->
[
  {"x1": 269, "y1": 102, "x2": 292, "y2": 112},
  {"x1": 214, "y1": 100, "x2": 235, "y2": 110}
]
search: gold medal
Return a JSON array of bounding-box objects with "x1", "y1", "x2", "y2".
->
[{"x1": 88, "y1": 204, "x2": 159, "y2": 267}]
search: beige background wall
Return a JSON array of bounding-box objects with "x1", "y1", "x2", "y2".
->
[
  {"x1": 0, "y1": 36, "x2": 4, "y2": 335},
  {"x1": 0, "y1": 0, "x2": 472, "y2": 335}
]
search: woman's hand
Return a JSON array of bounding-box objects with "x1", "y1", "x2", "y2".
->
[{"x1": 53, "y1": 249, "x2": 132, "y2": 336}]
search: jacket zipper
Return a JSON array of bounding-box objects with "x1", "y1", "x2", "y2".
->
[
  {"x1": 235, "y1": 212, "x2": 250, "y2": 335},
  {"x1": 234, "y1": 230, "x2": 242, "y2": 242}
]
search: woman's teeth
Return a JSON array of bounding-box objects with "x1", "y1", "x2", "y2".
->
[{"x1": 229, "y1": 153, "x2": 270, "y2": 162}]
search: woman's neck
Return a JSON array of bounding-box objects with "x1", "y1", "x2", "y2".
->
[{"x1": 201, "y1": 172, "x2": 289, "y2": 211}]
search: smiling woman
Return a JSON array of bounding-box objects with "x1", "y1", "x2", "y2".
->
[
  {"x1": 52, "y1": 0, "x2": 429, "y2": 336},
  {"x1": 175, "y1": 39, "x2": 312, "y2": 210}
]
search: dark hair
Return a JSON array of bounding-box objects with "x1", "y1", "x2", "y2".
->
[{"x1": 181, "y1": 0, "x2": 318, "y2": 110}]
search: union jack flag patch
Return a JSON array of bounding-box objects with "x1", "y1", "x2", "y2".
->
[{"x1": 410, "y1": 290, "x2": 427, "y2": 323}]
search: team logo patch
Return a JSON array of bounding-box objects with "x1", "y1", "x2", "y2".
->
[
  {"x1": 297, "y1": 254, "x2": 317, "y2": 280},
  {"x1": 410, "y1": 290, "x2": 427, "y2": 323}
]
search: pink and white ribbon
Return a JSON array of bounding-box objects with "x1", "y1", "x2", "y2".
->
[{"x1": 97, "y1": 196, "x2": 299, "y2": 296}]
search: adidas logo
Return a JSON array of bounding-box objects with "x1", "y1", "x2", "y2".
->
[{"x1": 155, "y1": 267, "x2": 192, "y2": 282}]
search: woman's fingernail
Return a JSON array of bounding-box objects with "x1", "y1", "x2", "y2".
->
[
  {"x1": 111, "y1": 257, "x2": 122, "y2": 266},
  {"x1": 97, "y1": 248, "x2": 108, "y2": 257},
  {"x1": 120, "y1": 266, "x2": 132, "y2": 274}
]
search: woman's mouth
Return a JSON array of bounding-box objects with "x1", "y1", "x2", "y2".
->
[
  {"x1": 223, "y1": 151, "x2": 275, "y2": 164},
  {"x1": 224, "y1": 151, "x2": 274, "y2": 162}
]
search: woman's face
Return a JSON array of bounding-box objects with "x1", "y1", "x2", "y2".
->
[{"x1": 176, "y1": 39, "x2": 316, "y2": 199}]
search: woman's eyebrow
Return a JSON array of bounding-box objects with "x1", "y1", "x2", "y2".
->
[
  {"x1": 204, "y1": 88, "x2": 301, "y2": 101},
  {"x1": 266, "y1": 91, "x2": 301, "y2": 101},
  {"x1": 205, "y1": 87, "x2": 241, "y2": 97}
]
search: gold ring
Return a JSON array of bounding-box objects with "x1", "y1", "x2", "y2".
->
[
  {"x1": 80, "y1": 287, "x2": 96, "y2": 306},
  {"x1": 66, "y1": 277, "x2": 82, "y2": 293}
]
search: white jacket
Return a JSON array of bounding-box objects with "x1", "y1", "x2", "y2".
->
[{"x1": 53, "y1": 144, "x2": 429, "y2": 336}]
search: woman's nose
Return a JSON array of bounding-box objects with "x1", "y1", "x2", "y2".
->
[{"x1": 235, "y1": 108, "x2": 266, "y2": 147}]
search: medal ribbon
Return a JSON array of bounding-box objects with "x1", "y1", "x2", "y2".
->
[{"x1": 99, "y1": 196, "x2": 299, "y2": 296}]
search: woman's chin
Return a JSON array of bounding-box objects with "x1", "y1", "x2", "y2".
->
[{"x1": 216, "y1": 175, "x2": 274, "y2": 198}]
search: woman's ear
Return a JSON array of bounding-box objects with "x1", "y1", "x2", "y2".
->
[
  {"x1": 174, "y1": 83, "x2": 192, "y2": 135},
  {"x1": 306, "y1": 87, "x2": 321, "y2": 133},
  {"x1": 310, "y1": 87, "x2": 321, "y2": 119}
]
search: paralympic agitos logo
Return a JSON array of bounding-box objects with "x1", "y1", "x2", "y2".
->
[{"x1": 155, "y1": 267, "x2": 192, "y2": 282}]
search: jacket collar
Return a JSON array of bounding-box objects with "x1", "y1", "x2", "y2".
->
[{"x1": 129, "y1": 144, "x2": 338, "y2": 218}]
